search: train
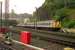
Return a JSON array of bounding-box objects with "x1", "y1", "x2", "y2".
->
[
  {"x1": 18, "y1": 20, "x2": 75, "y2": 33},
  {"x1": 18, "y1": 20, "x2": 61, "y2": 31}
]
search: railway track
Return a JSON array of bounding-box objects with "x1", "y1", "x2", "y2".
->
[
  {"x1": 12, "y1": 32, "x2": 67, "y2": 50},
  {"x1": 0, "y1": 42, "x2": 16, "y2": 50},
  {"x1": 11, "y1": 27, "x2": 75, "y2": 39},
  {"x1": 31, "y1": 31, "x2": 75, "y2": 47},
  {"x1": 15, "y1": 26, "x2": 75, "y2": 38},
  {"x1": 10, "y1": 27, "x2": 75, "y2": 47}
]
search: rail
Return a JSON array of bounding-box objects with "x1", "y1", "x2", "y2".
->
[{"x1": 12, "y1": 39, "x2": 45, "y2": 50}]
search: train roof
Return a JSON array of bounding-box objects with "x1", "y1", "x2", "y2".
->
[{"x1": 26, "y1": 20, "x2": 54, "y2": 24}]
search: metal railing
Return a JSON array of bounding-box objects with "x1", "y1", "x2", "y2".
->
[{"x1": 12, "y1": 39, "x2": 45, "y2": 50}]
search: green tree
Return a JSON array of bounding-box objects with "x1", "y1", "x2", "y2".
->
[{"x1": 33, "y1": 0, "x2": 75, "y2": 28}]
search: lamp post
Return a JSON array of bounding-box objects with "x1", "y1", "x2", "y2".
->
[
  {"x1": 34, "y1": 7, "x2": 38, "y2": 30},
  {"x1": 5, "y1": 0, "x2": 9, "y2": 28}
]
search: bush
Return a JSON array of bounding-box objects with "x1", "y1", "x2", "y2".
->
[
  {"x1": 62, "y1": 19, "x2": 75, "y2": 28},
  {"x1": 67, "y1": 20, "x2": 75, "y2": 28}
]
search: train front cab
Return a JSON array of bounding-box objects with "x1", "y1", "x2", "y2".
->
[{"x1": 50, "y1": 20, "x2": 61, "y2": 31}]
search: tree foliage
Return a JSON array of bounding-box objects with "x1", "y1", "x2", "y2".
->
[
  {"x1": 62, "y1": 19, "x2": 75, "y2": 28},
  {"x1": 32, "y1": 0, "x2": 75, "y2": 28}
]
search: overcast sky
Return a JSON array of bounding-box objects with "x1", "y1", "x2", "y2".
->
[{"x1": 0, "y1": 0, "x2": 45, "y2": 14}]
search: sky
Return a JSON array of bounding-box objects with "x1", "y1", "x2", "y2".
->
[{"x1": 0, "y1": 0, "x2": 45, "y2": 14}]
